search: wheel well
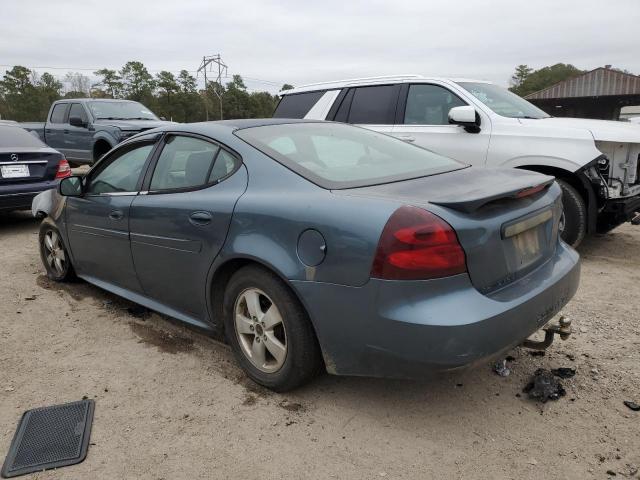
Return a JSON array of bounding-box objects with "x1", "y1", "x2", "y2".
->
[
  {"x1": 209, "y1": 258, "x2": 325, "y2": 363},
  {"x1": 517, "y1": 165, "x2": 596, "y2": 233},
  {"x1": 93, "y1": 140, "x2": 112, "y2": 162}
]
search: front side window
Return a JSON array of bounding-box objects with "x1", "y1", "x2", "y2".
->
[
  {"x1": 236, "y1": 122, "x2": 464, "y2": 189},
  {"x1": 87, "y1": 143, "x2": 154, "y2": 194},
  {"x1": 88, "y1": 101, "x2": 158, "y2": 120},
  {"x1": 150, "y1": 135, "x2": 221, "y2": 191},
  {"x1": 457, "y1": 82, "x2": 550, "y2": 119},
  {"x1": 50, "y1": 103, "x2": 68, "y2": 124},
  {"x1": 404, "y1": 84, "x2": 467, "y2": 125},
  {"x1": 69, "y1": 104, "x2": 88, "y2": 123},
  {"x1": 347, "y1": 85, "x2": 399, "y2": 124}
]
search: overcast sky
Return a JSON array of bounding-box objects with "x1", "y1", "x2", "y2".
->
[{"x1": 2, "y1": 0, "x2": 639, "y2": 93}]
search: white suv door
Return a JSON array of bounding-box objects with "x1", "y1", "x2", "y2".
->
[
  {"x1": 337, "y1": 84, "x2": 400, "y2": 136},
  {"x1": 392, "y1": 83, "x2": 492, "y2": 165}
]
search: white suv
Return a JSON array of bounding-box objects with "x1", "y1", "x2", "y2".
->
[{"x1": 275, "y1": 75, "x2": 640, "y2": 246}]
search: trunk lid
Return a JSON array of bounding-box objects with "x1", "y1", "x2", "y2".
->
[
  {"x1": 0, "y1": 148, "x2": 63, "y2": 184},
  {"x1": 342, "y1": 167, "x2": 563, "y2": 294}
]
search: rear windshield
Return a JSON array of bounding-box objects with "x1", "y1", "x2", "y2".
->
[
  {"x1": 0, "y1": 126, "x2": 46, "y2": 148},
  {"x1": 235, "y1": 122, "x2": 464, "y2": 189}
]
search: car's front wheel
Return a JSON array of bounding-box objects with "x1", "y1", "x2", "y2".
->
[
  {"x1": 224, "y1": 265, "x2": 322, "y2": 391},
  {"x1": 557, "y1": 179, "x2": 587, "y2": 248},
  {"x1": 39, "y1": 221, "x2": 75, "y2": 281}
]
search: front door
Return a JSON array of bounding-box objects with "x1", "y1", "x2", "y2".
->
[
  {"x1": 392, "y1": 83, "x2": 492, "y2": 165},
  {"x1": 129, "y1": 134, "x2": 247, "y2": 318},
  {"x1": 65, "y1": 103, "x2": 92, "y2": 163},
  {"x1": 65, "y1": 139, "x2": 156, "y2": 292}
]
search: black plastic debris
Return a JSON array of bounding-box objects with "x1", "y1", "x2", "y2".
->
[
  {"x1": 623, "y1": 401, "x2": 640, "y2": 411},
  {"x1": 551, "y1": 367, "x2": 576, "y2": 379},
  {"x1": 1, "y1": 400, "x2": 94, "y2": 478},
  {"x1": 528, "y1": 350, "x2": 545, "y2": 357},
  {"x1": 523, "y1": 369, "x2": 566, "y2": 402}
]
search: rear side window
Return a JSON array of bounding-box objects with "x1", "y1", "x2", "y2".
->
[
  {"x1": 50, "y1": 103, "x2": 68, "y2": 124},
  {"x1": 68, "y1": 103, "x2": 88, "y2": 123},
  {"x1": 0, "y1": 126, "x2": 46, "y2": 148},
  {"x1": 273, "y1": 91, "x2": 325, "y2": 118},
  {"x1": 403, "y1": 84, "x2": 467, "y2": 125},
  {"x1": 347, "y1": 85, "x2": 399, "y2": 125},
  {"x1": 151, "y1": 136, "x2": 219, "y2": 191}
]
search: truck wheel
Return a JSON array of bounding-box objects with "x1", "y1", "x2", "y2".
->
[{"x1": 557, "y1": 179, "x2": 587, "y2": 248}]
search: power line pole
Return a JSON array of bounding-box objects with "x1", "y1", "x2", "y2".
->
[{"x1": 197, "y1": 54, "x2": 227, "y2": 120}]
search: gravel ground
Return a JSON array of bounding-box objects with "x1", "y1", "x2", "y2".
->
[{"x1": 0, "y1": 210, "x2": 638, "y2": 479}]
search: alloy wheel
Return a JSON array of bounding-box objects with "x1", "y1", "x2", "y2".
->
[
  {"x1": 43, "y1": 230, "x2": 66, "y2": 276},
  {"x1": 234, "y1": 288, "x2": 287, "y2": 373}
]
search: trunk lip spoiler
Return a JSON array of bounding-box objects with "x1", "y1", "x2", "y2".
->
[{"x1": 429, "y1": 177, "x2": 555, "y2": 213}]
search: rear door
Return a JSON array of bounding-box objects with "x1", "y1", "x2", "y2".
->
[
  {"x1": 45, "y1": 103, "x2": 69, "y2": 153},
  {"x1": 393, "y1": 83, "x2": 491, "y2": 164},
  {"x1": 337, "y1": 84, "x2": 400, "y2": 136},
  {"x1": 65, "y1": 138, "x2": 158, "y2": 292},
  {"x1": 65, "y1": 103, "x2": 92, "y2": 163},
  {"x1": 129, "y1": 133, "x2": 247, "y2": 318}
]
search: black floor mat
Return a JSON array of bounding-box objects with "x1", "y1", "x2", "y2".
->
[{"x1": 1, "y1": 400, "x2": 94, "y2": 478}]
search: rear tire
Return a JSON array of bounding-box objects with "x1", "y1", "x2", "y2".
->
[
  {"x1": 223, "y1": 265, "x2": 322, "y2": 392},
  {"x1": 557, "y1": 179, "x2": 587, "y2": 248},
  {"x1": 39, "y1": 220, "x2": 76, "y2": 281}
]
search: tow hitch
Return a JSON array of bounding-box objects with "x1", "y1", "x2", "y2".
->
[{"x1": 522, "y1": 316, "x2": 572, "y2": 351}]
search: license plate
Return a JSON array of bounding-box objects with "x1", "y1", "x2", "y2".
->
[
  {"x1": 1, "y1": 164, "x2": 30, "y2": 178},
  {"x1": 513, "y1": 227, "x2": 542, "y2": 268}
]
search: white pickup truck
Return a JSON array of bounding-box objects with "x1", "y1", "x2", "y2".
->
[{"x1": 275, "y1": 75, "x2": 640, "y2": 246}]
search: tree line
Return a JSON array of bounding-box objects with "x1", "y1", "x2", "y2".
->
[{"x1": 0, "y1": 61, "x2": 293, "y2": 122}]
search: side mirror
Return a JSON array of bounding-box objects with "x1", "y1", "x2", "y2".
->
[
  {"x1": 69, "y1": 116, "x2": 87, "y2": 128},
  {"x1": 59, "y1": 175, "x2": 84, "y2": 197},
  {"x1": 448, "y1": 106, "x2": 480, "y2": 132}
]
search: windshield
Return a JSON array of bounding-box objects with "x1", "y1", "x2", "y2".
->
[
  {"x1": 88, "y1": 101, "x2": 159, "y2": 120},
  {"x1": 236, "y1": 122, "x2": 464, "y2": 189},
  {"x1": 457, "y1": 82, "x2": 550, "y2": 119}
]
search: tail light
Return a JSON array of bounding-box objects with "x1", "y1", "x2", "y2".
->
[
  {"x1": 55, "y1": 158, "x2": 71, "y2": 179},
  {"x1": 371, "y1": 206, "x2": 467, "y2": 280}
]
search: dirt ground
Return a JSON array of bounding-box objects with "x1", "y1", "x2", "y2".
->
[{"x1": 0, "y1": 210, "x2": 638, "y2": 480}]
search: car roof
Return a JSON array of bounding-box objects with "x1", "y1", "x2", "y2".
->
[
  {"x1": 54, "y1": 98, "x2": 139, "y2": 104},
  {"x1": 280, "y1": 75, "x2": 492, "y2": 94}
]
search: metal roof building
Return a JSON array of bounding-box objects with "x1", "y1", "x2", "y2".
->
[{"x1": 525, "y1": 66, "x2": 640, "y2": 120}]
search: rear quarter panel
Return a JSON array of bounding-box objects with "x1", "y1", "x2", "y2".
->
[{"x1": 218, "y1": 145, "x2": 399, "y2": 287}]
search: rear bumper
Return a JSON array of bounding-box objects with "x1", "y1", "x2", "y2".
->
[
  {"x1": 0, "y1": 180, "x2": 58, "y2": 211},
  {"x1": 292, "y1": 241, "x2": 580, "y2": 378}
]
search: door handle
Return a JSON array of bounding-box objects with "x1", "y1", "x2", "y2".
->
[
  {"x1": 45, "y1": 129, "x2": 52, "y2": 133},
  {"x1": 64, "y1": 129, "x2": 70, "y2": 134},
  {"x1": 189, "y1": 211, "x2": 212, "y2": 226},
  {"x1": 398, "y1": 135, "x2": 415, "y2": 143},
  {"x1": 109, "y1": 210, "x2": 124, "y2": 221}
]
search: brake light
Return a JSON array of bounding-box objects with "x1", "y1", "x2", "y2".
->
[
  {"x1": 371, "y1": 206, "x2": 467, "y2": 280},
  {"x1": 55, "y1": 158, "x2": 71, "y2": 179}
]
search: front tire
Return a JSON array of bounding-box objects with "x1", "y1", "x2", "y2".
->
[
  {"x1": 224, "y1": 265, "x2": 322, "y2": 392},
  {"x1": 557, "y1": 179, "x2": 587, "y2": 248},
  {"x1": 39, "y1": 221, "x2": 75, "y2": 281}
]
